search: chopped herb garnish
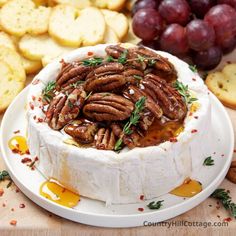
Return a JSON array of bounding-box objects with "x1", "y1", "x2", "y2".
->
[
  {"x1": 68, "y1": 100, "x2": 74, "y2": 109},
  {"x1": 137, "y1": 54, "x2": 146, "y2": 63},
  {"x1": 0, "y1": 170, "x2": 12, "y2": 188},
  {"x1": 148, "y1": 59, "x2": 156, "y2": 67},
  {"x1": 114, "y1": 96, "x2": 146, "y2": 151},
  {"x1": 117, "y1": 49, "x2": 128, "y2": 64},
  {"x1": 211, "y1": 189, "x2": 236, "y2": 218},
  {"x1": 82, "y1": 57, "x2": 103, "y2": 66},
  {"x1": 203, "y1": 156, "x2": 214, "y2": 166},
  {"x1": 147, "y1": 200, "x2": 164, "y2": 210},
  {"x1": 85, "y1": 91, "x2": 93, "y2": 100},
  {"x1": 42, "y1": 81, "x2": 56, "y2": 103},
  {"x1": 133, "y1": 75, "x2": 143, "y2": 80},
  {"x1": 173, "y1": 80, "x2": 198, "y2": 104},
  {"x1": 106, "y1": 55, "x2": 115, "y2": 62},
  {"x1": 71, "y1": 80, "x2": 85, "y2": 88},
  {"x1": 189, "y1": 64, "x2": 198, "y2": 73}
]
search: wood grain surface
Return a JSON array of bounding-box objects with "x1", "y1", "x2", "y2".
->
[{"x1": 0, "y1": 52, "x2": 236, "y2": 236}]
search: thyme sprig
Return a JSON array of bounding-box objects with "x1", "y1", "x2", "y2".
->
[
  {"x1": 82, "y1": 57, "x2": 103, "y2": 66},
  {"x1": 147, "y1": 200, "x2": 164, "y2": 210},
  {"x1": 211, "y1": 189, "x2": 236, "y2": 218},
  {"x1": 203, "y1": 156, "x2": 214, "y2": 166},
  {"x1": 42, "y1": 81, "x2": 56, "y2": 103},
  {"x1": 189, "y1": 64, "x2": 198, "y2": 73},
  {"x1": 173, "y1": 80, "x2": 198, "y2": 105},
  {"x1": 0, "y1": 170, "x2": 12, "y2": 188},
  {"x1": 114, "y1": 96, "x2": 146, "y2": 151}
]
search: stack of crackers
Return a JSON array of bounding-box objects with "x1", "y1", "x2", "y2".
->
[{"x1": 0, "y1": 0, "x2": 139, "y2": 113}]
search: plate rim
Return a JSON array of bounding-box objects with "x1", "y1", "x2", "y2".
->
[{"x1": 0, "y1": 86, "x2": 234, "y2": 228}]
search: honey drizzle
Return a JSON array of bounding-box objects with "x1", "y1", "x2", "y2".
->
[
  {"x1": 8, "y1": 136, "x2": 29, "y2": 155},
  {"x1": 170, "y1": 178, "x2": 202, "y2": 197}
]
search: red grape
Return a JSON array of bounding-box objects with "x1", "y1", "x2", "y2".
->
[
  {"x1": 132, "y1": 9, "x2": 164, "y2": 41},
  {"x1": 220, "y1": 35, "x2": 236, "y2": 53},
  {"x1": 186, "y1": 19, "x2": 215, "y2": 51},
  {"x1": 217, "y1": 0, "x2": 236, "y2": 10},
  {"x1": 204, "y1": 4, "x2": 236, "y2": 48},
  {"x1": 189, "y1": 0, "x2": 217, "y2": 18},
  {"x1": 158, "y1": 0, "x2": 191, "y2": 25},
  {"x1": 192, "y1": 46, "x2": 222, "y2": 70},
  {"x1": 160, "y1": 24, "x2": 189, "y2": 55},
  {"x1": 132, "y1": 0, "x2": 160, "y2": 16}
]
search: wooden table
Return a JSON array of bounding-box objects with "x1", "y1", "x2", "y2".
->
[{"x1": 0, "y1": 52, "x2": 236, "y2": 236}]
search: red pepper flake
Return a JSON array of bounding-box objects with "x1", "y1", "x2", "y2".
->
[
  {"x1": 15, "y1": 188, "x2": 20, "y2": 193},
  {"x1": 194, "y1": 116, "x2": 198, "y2": 119},
  {"x1": 223, "y1": 217, "x2": 232, "y2": 222},
  {"x1": 139, "y1": 195, "x2": 144, "y2": 201},
  {"x1": 13, "y1": 130, "x2": 20, "y2": 134},
  {"x1": 49, "y1": 214, "x2": 53, "y2": 217},
  {"x1": 32, "y1": 96, "x2": 36, "y2": 101},
  {"x1": 26, "y1": 149, "x2": 30, "y2": 155},
  {"x1": 21, "y1": 157, "x2": 32, "y2": 164},
  {"x1": 32, "y1": 79, "x2": 40, "y2": 85},
  {"x1": 10, "y1": 220, "x2": 17, "y2": 226},
  {"x1": 35, "y1": 156, "x2": 39, "y2": 161},
  {"x1": 87, "y1": 51, "x2": 94, "y2": 56},
  {"x1": 11, "y1": 208, "x2": 14, "y2": 211},
  {"x1": 192, "y1": 78, "x2": 196, "y2": 81},
  {"x1": 234, "y1": 149, "x2": 236, "y2": 153},
  {"x1": 19, "y1": 203, "x2": 25, "y2": 208},
  {"x1": 2, "y1": 203, "x2": 6, "y2": 207},
  {"x1": 227, "y1": 190, "x2": 230, "y2": 193},
  {"x1": 38, "y1": 97, "x2": 42, "y2": 102},
  {"x1": 37, "y1": 117, "x2": 44, "y2": 123},
  {"x1": 0, "y1": 188, "x2": 4, "y2": 197},
  {"x1": 216, "y1": 205, "x2": 220, "y2": 209},
  {"x1": 227, "y1": 61, "x2": 231, "y2": 64},
  {"x1": 221, "y1": 154, "x2": 225, "y2": 157},
  {"x1": 29, "y1": 103, "x2": 34, "y2": 110},
  {"x1": 138, "y1": 207, "x2": 144, "y2": 212},
  {"x1": 191, "y1": 129, "x2": 198, "y2": 133},
  {"x1": 169, "y1": 137, "x2": 178, "y2": 143},
  {"x1": 189, "y1": 112, "x2": 193, "y2": 116}
]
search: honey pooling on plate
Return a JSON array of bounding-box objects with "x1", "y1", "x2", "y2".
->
[
  {"x1": 8, "y1": 135, "x2": 29, "y2": 155},
  {"x1": 40, "y1": 180, "x2": 80, "y2": 208},
  {"x1": 170, "y1": 178, "x2": 202, "y2": 197}
]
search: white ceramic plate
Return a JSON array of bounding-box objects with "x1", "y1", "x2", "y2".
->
[{"x1": 0, "y1": 87, "x2": 234, "y2": 228}]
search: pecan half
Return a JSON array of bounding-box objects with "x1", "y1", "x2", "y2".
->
[
  {"x1": 83, "y1": 93, "x2": 134, "y2": 121},
  {"x1": 46, "y1": 87, "x2": 86, "y2": 130},
  {"x1": 64, "y1": 119, "x2": 98, "y2": 144},
  {"x1": 123, "y1": 85, "x2": 163, "y2": 119},
  {"x1": 123, "y1": 66, "x2": 144, "y2": 85},
  {"x1": 56, "y1": 60, "x2": 91, "y2": 89},
  {"x1": 95, "y1": 128, "x2": 116, "y2": 150},
  {"x1": 142, "y1": 74, "x2": 187, "y2": 120},
  {"x1": 84, "y1": 62, "x2": 126, "y2": 92}
]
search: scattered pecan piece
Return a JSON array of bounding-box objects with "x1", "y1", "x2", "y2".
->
[
  {"x1": 83, "y1": 93, "x2": 134, "y2": 121},
  {"x1": 142, "y1": 74, "x2": 187, "y2": 120},
  {"x1": 85, "y1": 62, "x2": 126, "y2": 92},
  {"x1": 95, "y1": 128, "x2": 116, "y2": 150},
  {"x1": 64, "y1": 119, "x2": 98, "y2": 144},
  {"x1": 46, "y1": 87, "x2": 86, "y2": 130},
  {"x1": 56, "y1": 60, "x2": 91, "y2": 89},
  {"x1": 123, "y1": 85, "x2": 163, "y2": 119}
]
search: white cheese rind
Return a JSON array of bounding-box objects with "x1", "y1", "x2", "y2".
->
[{"x1": 27, "y1": 44, "x2": 211, "y2": 204}]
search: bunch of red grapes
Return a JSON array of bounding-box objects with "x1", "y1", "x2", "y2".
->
[{"x1": 132, "y1": 0, "x2": 236, "y2": 70}]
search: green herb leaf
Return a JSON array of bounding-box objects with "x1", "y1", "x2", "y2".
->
[
  {"x1": 114, "y1": 96, "x2": 146, "y2": 152},
  {"x1": 137, "y1": 54, "x2": 146, "y2": 63},
  {"x1": 189, "y1": 65, "x2": 198, "y2": 73},
  {"x1": 82, "y1": 57, "x2": 103, "y2": 67},
  {"x1": 85, "y1": 91, "x2": 93, "y2": 100},
  {"x1": 114, "y1": 138, "x2": 123, "y2": 151},
  {"x1": 173, "y1": 80, "x2": 198, "y2": 105},
  {"x1": 71, "y1": 80, "x2": 85, "y2": 88},
  {"x1": 148, "y1": 59, "x2": 156, "y2": 67},
  {"x1": 68, "y1": 100, "x2": 74, "y2": 109},
  {"x1": 0, "y1": 170, "x2": 12, "y2": 188},
  {"x1": 133, "y1": 75, "x2": 143, "y2": 81},
  {"x1": 211, "y1": 189, "x2": 236, "y2": 218},
  {"x1": 147, "y1": 200, "x2": 164, "y2": 210},
  {"x1": 203, "y1": 156, "x2": 214, "y2": 166},
  {"x1": 118, "y1": 49, "x2": 128, "y2": 64},
  {"x1": 42, "y1": 81, "x2": 56, "y2": 103},
  {"x1": 106, "y1": 55, "x2": 116, "y2": 62}
]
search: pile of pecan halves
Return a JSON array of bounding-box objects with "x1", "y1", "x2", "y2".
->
[{"x1": 43, "y1": 45, "x2": 187, "y2": 151}]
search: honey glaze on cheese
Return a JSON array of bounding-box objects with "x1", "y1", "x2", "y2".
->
[
  {"x1": 40, "y1": 179, "x2": 80, "y2": 208},
  {"x1": 8, "y1": 136, "x2": 29, "y2": 155},
  {"x1": 137, "y1": 119, "x2": 184, "y2": 147},
  {"x1": 170, "y1": 178, "x2": 202, "y2": 197}
]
